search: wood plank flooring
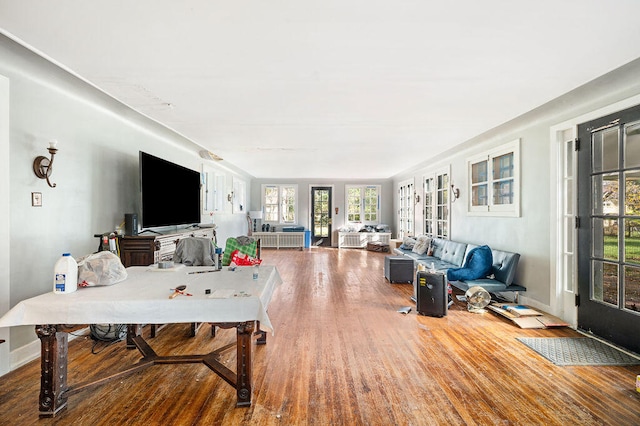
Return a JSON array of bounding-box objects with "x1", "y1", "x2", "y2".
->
[{"x1": 1, "y1": 247, "x2": 640, "y2": 425}]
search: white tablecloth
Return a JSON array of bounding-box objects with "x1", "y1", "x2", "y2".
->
[{"x1": 0, "y1": 265, "x2": 282, "y2": 333}]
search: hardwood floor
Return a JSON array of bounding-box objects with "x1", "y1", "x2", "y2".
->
[{"x1": 1, "y1": 247, "x2": 640, "y2": 425}]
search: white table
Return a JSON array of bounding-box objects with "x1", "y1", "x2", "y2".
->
[{"x1": 0, "y1": 264, "x2": 282, "y2": 417}]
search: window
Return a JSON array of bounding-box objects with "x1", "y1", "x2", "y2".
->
[
  {"x1": 201, "y1": 166, "x2": 226, "y2": 213},
  {"x1": 424, "y1": 177, "x2": 434, "y2": 236},
  {"x1": 262, "y1": 184, "x2": 297, "y2": 224},
  {"x1": 467, "y1": 139, "x2": 520, "y2": 217},
  {"x1": 397, "y1": 179, "x2": 414, "y2": 238},
  {"x1": 346, "y1": 185, "x2": 380, "y2": 224},
  {"x1": 423, "y1": 167, "x2": 450, "y2": 239},
  {"x1": 232, "y1": 177, "x2": 246, "y2": 214}
]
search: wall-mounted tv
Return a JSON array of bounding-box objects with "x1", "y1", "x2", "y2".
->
[{"x1": 139, "y1": 151, "x2": 201, "y2": 229}]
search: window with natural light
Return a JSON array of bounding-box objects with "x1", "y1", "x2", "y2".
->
[
  {"x1": 467, "y1": 139, "x2": 520, "y2": 217},
  {"x1": 346, "y1": 185, "x2": 380, "y2": 225},
  {"x1": 262, "y1": 184, "x2": 297, "y2": 224}
]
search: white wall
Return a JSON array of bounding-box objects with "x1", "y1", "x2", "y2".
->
[
  {"x1": 393, "y1": 57, "x2": 640, "y2": 311},
  {"x1": 249, "y1": 178, "x2": 394, "y2": 245},
  {"x1": 1, "y1": 34, "x2": 251, "y2": 364}
]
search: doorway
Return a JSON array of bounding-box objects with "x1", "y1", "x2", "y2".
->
[
  {"x1": 311, "y1": 186, "x2": 332, "y2": 247},
  {"x1": 576, "y1": 103, "x2": 640, "y2": 354}
]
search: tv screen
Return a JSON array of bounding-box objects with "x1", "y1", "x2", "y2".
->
[{"x1": 140, "y1": 151, "x2": 201, "y2": 228}]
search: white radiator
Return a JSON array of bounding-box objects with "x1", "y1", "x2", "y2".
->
[
  {"x1": 339, "y1": 232, "x2": 391, "y2": 249},
  {"x1": 254, "y1": 232, "x2": 304, "y2": 249}
]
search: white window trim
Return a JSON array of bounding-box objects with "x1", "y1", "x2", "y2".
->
[
  {"x1": 261, "y1": 184, "x2": 298, "y2": 224},
  {"x1": 345, "y1": 184, "x2": 381, "y2": 226},
  {"x1": 422, "y1": 165, "x2": 451, "y2": 239},
  {"x1": 397, "y1": 178, "x2": 415, "y2": 238},
  {"x1": 467, "y1": 138, "x2": 521, "y2": 217}
]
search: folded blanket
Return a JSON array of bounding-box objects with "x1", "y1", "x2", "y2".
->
[{"x1": 446, "y1": 245, "x2": 493, "y2": 281}]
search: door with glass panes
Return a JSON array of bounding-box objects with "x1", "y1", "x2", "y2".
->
[
  {"x1": 576, "y1": 104, "x2": 640, "y2": 354},
  {"x1": 311, "y1": 186, "x2": 332, "y2": 247}
]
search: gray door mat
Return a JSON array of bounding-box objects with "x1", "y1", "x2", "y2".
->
[{"x1": 516, "y1": 337, "x2": 640, "y2": 366}]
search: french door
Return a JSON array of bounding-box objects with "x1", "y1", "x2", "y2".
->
[
  {"x1": 576, "y1": 104, "x2": 640, "y2": 354},
  {"x1": 311, "y1": 186, "x2": 332, "y2": 247}
]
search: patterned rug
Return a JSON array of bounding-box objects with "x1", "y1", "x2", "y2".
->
[{"x1": 516, "y1": 337, "x2": 640, "y2": 366}]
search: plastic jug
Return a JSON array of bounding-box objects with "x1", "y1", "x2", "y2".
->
[{"x1": 53, "y1": 253, "x2": 78, "y2": 294}]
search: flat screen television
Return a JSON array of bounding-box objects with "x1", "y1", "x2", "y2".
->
[{"x1": 139, "y1": 151, "x2": 201, "y2": 229}]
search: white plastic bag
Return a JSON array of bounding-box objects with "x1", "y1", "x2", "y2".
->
[{"x1": 77, "y1": 251, "x2": 128, "y2": 287}]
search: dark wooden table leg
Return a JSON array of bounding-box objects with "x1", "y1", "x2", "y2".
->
[
  {"x1": 126, "y1": 324, "x2": 142, "y2": 349},
  {"x1": 35, "y1": 325, "x2": 68, "y2": 417},
  {"x1": 255, "y1": 321, "x2": 267, "y2": 345},
  {"x1": 236, "y1": 321, "x2": 254, "y2": 406}
]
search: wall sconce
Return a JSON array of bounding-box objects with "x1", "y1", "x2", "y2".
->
[
  {"x1": 451, "y1": 185, "x2": 460, "y2": 202},
  {"x1": 335, "y1": 207, "x2": 339, "y2": 215},
  {"x1": 414, "y1": 192, "x2": 421, "y2": 204},
  {"x1": 227, "y1": 192, "x2": 233, "y2": 202},
  {"x1": 33, "y1": 140, "x2": 58, "y2": 188}
]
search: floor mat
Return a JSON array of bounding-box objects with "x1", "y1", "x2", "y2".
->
[{"x1": 516, "y1": 337, "x2": 640, "y2": 366}]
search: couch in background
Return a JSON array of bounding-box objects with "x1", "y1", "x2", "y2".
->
[{"x1": 393, "y1": 237, "x2": 525, "y2": 293}]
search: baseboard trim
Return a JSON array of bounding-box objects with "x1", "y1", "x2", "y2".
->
[{"x1": 9, "y1": 327, "x2": 89, "y2": 372}]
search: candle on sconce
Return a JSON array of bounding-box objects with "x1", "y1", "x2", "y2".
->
[{"x1": 49, "y1": 140, "x2": 58, "y2": 150}]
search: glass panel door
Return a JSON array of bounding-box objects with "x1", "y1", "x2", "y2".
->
[
  {"x1": 577, "y1": 105, "x2": 640, "y2": 354},
  {"x1": 311, "y1": 186, "x2": 331, "y2": 247}
]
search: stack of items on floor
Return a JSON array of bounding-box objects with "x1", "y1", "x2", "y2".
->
[{"x1": 487, "y1": 303, "x2": 569, "y2": 329}]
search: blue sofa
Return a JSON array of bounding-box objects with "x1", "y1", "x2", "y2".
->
[{"x1": 393, "y1": 237, "x2": 525, "y2": 293}]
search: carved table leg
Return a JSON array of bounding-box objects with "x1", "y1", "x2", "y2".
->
[
  {"x1": 236, "y1": 321, "x2": 254, "y2": 406},
  {"x1": 36, "y1": 325, "x2": 68, "y2": 417}
]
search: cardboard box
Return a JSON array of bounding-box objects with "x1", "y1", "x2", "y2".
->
[
  {"x1": 389, "y1": 239, "x2": 403, "y2": 249},
  {"x1": 366, "y1": 242, "x2": 389, "y2": 252},
  {"x1": 487, "y1": 303, "x2": 569, "y2": 329}
]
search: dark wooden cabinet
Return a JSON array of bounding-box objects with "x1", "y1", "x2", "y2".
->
[{"x1": 119, "y1": 228, "x2": 215, "y2": 267}]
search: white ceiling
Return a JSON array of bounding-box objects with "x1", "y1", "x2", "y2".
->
[{"x1": 2, "y1": 1, "x2": 640, "y2": 179}]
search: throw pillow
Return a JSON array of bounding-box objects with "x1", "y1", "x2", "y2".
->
[
  {"x1": 400, "y1": 236, "x2": 416, "y2": 250},
  {"x1": 412, "y1": 235, "x2": 432, "y2": 255},
  {"x1": 446, "y1": 245, "x2": 493, "y2": 281}
]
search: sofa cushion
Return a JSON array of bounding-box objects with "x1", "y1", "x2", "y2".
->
[
  {"x1": 412, "y1": 235, "x2": 432, "y2": 255},
  {"x1": 446, "y1": 245, "x2": 493, "y2": 281},
  {"x1": 490, "y1": 249, "x2": 521, "y2": 287},
  {"x1": 439, "y1": 240, "x2": 468, "y2": 267}
]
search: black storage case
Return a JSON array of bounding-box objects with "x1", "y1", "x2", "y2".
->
[
  {"x1": 384, "y1": 256, "x2": 414, "y2": 283},
  {"x1": 416, "y1": 271, "x2": 447, "y2": 317}
]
